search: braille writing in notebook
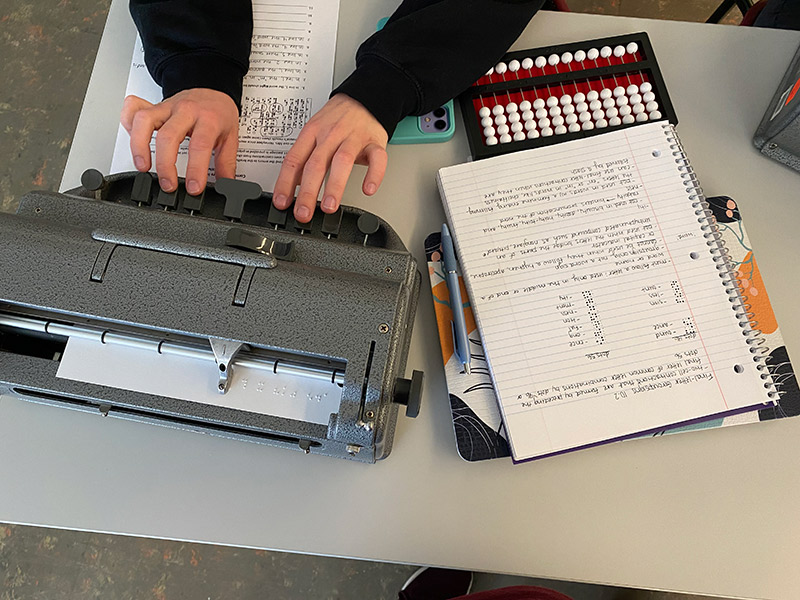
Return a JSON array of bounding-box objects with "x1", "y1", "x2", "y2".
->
[{"x1": 436, "y1": 122, "x2": 777, "y2": 462}]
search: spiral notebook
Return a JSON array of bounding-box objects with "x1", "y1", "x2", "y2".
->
[{"x1": 436, "y1": 122, "x2": 778, "y2": 463}]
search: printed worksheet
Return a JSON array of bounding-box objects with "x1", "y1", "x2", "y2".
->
[{"x1": 110, "y1": 0, "x2": 340, "y2": 191}]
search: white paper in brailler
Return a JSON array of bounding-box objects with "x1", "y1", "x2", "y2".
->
[
  {"x1": 56, "y1": 336, "x2": 341, "y2": 426},
  {"x1": 110, "y1": 0, "x2": 340, "y2": 191},
  {"x1": 437, "y1": 122, "x2": 773, "y2": 461}
]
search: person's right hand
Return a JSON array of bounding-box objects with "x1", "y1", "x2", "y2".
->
[{"x1": 120, "y1": 88, "x2": 240, "y2": 195}]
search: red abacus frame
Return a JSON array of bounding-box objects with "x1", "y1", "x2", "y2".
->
[{"x1": 458, "y1": 32, "x2": 678, "y2": 161}]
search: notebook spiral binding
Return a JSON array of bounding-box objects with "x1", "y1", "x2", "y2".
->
[{"x1": 662, "y1": 124, "x2": 779, "y2": 401}]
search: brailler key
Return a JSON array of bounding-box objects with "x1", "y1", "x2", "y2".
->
[
  {"x1": 157, "y1": 186, "x2": 180, "y2": 210},
  {"x1": 81, "y1": 168, "x2": 106, "y2": 192},
  {"x1": 215, "y1": 178, "x2": 263, "y2": 221},
  {"x1": 268, "y1": 202, "x2": 290, "y2": 229},
  {"x1": 131, "y1": 172, "x2": 154, "y2": 206},
  {"x1": 183, "y1": 187, "x2": 205, "y2": 215},
  {"x1": 321, "y1": 207, "x2": 343, "y2": 238},
  {"x1": 292, "y1": 214, "x2": 312, "y2": 235},
  {"x1": 357, "y1": 213, "x2": 380, "y2": 246}
]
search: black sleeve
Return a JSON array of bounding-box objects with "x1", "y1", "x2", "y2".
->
[
  {"x1": 129, "y1": 0, "x2": 253, "y2": 111},
  {"x1": 332, "y1": 0, "x2": 544, "y2": 137}
]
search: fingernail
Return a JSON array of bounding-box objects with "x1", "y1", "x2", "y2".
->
[
  {"x1": 134, "y1": 156, "x2": 145, "y2": 170},
  {"x1": 159, "y1": 178, "x2": 173, "y2": 191},
  {"x1": 296, "y1": 205, "x2": 311, "y2": 221},
  {"x1": 322, "y1": 196, "x2": 337, "y2": 211},
  {"x1": 274, "y1": 193, "x2": 288, "y2": 208},
  {"x1": 365, "y1": 183, "x2": 377, "y2": 195},
  {"x1": 186, "y1": 179, "x2": 200, "y2": 195}
]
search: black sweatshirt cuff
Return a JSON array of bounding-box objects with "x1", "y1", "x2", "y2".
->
[
  {"x1": 158, "y1": 52, "x2": 248, "y2": 112},
  {"x1": 331, "y1": 55, "x2": 420, "y2": 139}
]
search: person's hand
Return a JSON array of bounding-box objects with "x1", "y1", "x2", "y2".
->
[
  {"x1": 120, "y1": 88, "x2": 240, "y2": 195},
  {"x1": 272, "y1": 93, "x2": 389, "y2": 223}
]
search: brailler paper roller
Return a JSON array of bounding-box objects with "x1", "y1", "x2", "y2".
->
[{"x1": 0, "y1": 171, "x2": 423, "y2": 462}]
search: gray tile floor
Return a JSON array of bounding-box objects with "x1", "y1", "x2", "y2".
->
[{"x1": 0, "y1": 0, "x2": 755, "y2": 598}]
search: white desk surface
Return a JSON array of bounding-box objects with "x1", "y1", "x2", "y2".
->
[{"x1": 3, "y1": 1, "x2": 800, "y2": 598}]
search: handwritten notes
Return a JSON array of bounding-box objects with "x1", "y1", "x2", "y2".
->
[
  {"x1": 110, "y1": 0, "x2": 340, "y2": 191},
  {"x1": 438, "y1": 123, "x2": 772, "y2": 460}
]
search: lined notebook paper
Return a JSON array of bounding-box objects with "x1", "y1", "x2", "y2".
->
[{"x1": 437, "y1": 122, "x2": 775, "y2": 462}]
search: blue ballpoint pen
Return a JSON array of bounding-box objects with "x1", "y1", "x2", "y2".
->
[{"x1": 440, "y1": 223, "x2": 472, "y2": 375}]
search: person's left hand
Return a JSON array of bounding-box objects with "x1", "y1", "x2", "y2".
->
[{"x1": 272, "y1": 93, "x2": 389, "y2": 222}]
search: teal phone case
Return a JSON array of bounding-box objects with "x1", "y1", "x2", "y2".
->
[{"x1": 377, "y1": 17, "x2": 456, "y2": 145}]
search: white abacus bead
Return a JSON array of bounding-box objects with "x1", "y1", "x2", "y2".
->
[
  {"x1": 485, "y1": 68, "x2": 494, "y2": 77},
  {"x1": 626, "y1": 42, "x2": 638, "y2": 54},
  {"x1": 614, "y1": 45, "x2": 625, "y2": 57},
  {"x1": 495, "y1": 114, "x2": 507, "y2": 125},
  {"x1": 497, "y1": 124, "x2": 510, "y2": 135},
  {"x1": 635, "y1": 112, "x2": 649, "y2": 122},
  {"x1": 527, "y1": 128, "x2": 540, "y2": 139},
  {"x1": 603, "y1": 98, "x2": 615, "y2": 109},
  {"x1": 481, "y1": 116, "x2": 493, "y2": 127},
  {"x1": 616, "y1": 95, "x2": 629, "y2": 107},
  {"x1": 486, "y1": 136, "x2": 498, "y2": 145},
  {"x1": 508, "y1": 112, "x2": 521, "y2": 123},
  {"x1": 629, "y1": 93, "x2": 642, "y2": 105},
  {"x1": 587, "y1": 48, "x2": 599, "y2": 60},
  {"x1": 561, "y1": 51, "x2": 573, "y2": 64},
  {"x1": 533, "y1": 98, "x2": 545, "y2": 110},
  {"x1": 589, "y1": 99, "x2": 602, "y2": 111},
  {"x1": 535, "y1": 108, "x2": 548, "y2": 119},
  {"x1": 574, "y1": 49, "x2": 586, "y2": 62},
  {"x1": 511, "y1": 121, "x2": 523, "y2": 133},
  {"x1": 549, "y1": 105, "x2": 561, "y2": 117},
  {"x1": 573, "y1": 92, "x2": 586, "y2": 104},
  {"x1": 565, "y1": 113, "x2": 578, "y2": 125},
  {"x1": 576, "y1": 101, "x2": 589, "y2": 113},
  {"x1": 600, "y1": 46, "x2": 612, "y2": 58},
  {"x1": 639, "y1": 81, "x2": 653, "y2": 93},
  {"x1": 613, "y1": 86, "x2": 626, "y2": 97},
  {"x1": 619, "y1": 104, "x2": 632, "y2": 116},
  {"x1": 646, "y1": 101, "x2": 659, "y2": 113},
  {"x1": 535, "y1": 56, "x2": 547, "y2": 69},
  {"x1": 587, "y1": 90, "x2": 599, "y2": 102},
  {"x1": 552, "y1": 115, "x2": 565, "y2": 126},
  {"x1": 650, "y1": 110, "x2": 663, "y2": 120},
  {"x1": 541, "y1": 127, "x2": 554, "y2": 137},
  {"x1": 524, "y1": 119, "x2": 536, "y2": 131},
  {"x1": 592, "y1": 109, "x2": 605, "y2": 121},
  {"x1": 506, "y1": 102, "x2": 518, "y2": 113},
  {"x1": 495, "y1": 62, "x2": 507, "y2": 74},
  {"x1": 492, "y1": 104, "x2": 504, "y2": 116},
  {"x1": 538, "y1": 117, "x2": 551, "y2": 129},
  {"x1": 600, "y1": 88, "x2": 612, "y2": 100},
  {"x1": 509, "y1": 59, "x2": 520, "y2": 72},
  {"x1": 500, "y1": 133, "x2": 513, "y2": 143},
  {"x1": 568, "y1": 122, "x2": 581, "y2": 132},
  {"x1": 626, "y1": 84, "x2": 639, "y2": 96},
  {"x1": 546, "y1": 96, "x2": 559, "y2": 108},
  {"x1": 560, "y1": 94, "x2": 572, "y2": 106},
  {"x1": 548, "y1": 53, "x2": 560, "y2": 66},
  {"x1": 483, "y1": 126, "x2": 495, "y2": 137},
  {"x1": 578, "y1": 111, "x2": 592, "y2": 123},
  {"x1": 606, "y1": 106, "x2": 618, "y2": 118},
  {"x1": 479, "y1": 107, "x2": 491, "y2": 118},
  {"x1": 632, "y1": 103, "x2": 645, "y2": 115},
  {"x1": 582, "y1": 121, "x2": 595, "y2": 130},
  {"x1": 555, "y1": 125, "x2": 568, "y2": 135},
  {"x1": 521, "y1": 57, "x2": 534, "y2": 70},
  {"x1": 609, "y1": 116, "x2": 622, "y2": 126},
  {"x1": 519, "y1": 100, "x2": 531, "y2": 111},
  {"x1": 562, "y1": 104, "x2": 575, "y2": 115},
  {"x1": 622, "y1": 114, "x2": 635, "y2": 124},
  {"x1": 642, "y1": 91, "x2": 655, "y2": 103},
  {"x1": 596, "y1": 119, "x2": 608, "y2": 128},
  {"x1": 522, "y1": 110, "x2": 534, "y2": 121},
  {"x1": 513, "y1": 131, "x2": 526, "y2": 141}
]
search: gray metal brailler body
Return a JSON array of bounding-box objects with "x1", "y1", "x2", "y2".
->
[{"x1": 0, "y1": 172, "x2": 423, "y2": 463}]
